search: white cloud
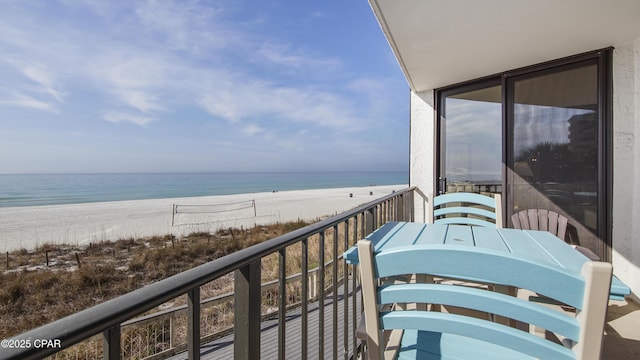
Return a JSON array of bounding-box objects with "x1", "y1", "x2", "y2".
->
[
  {"x1": 242, "y1": 123, "x2": 265, "y2": 136},
  {"x1": 117, "y1": 90, "x2": 166, "y2": 114},
  {"x1": 1, "y1": 55, "x2": 65, "y2": 111},
  {"x1": 197, "y1": 78, "x2": 362, "y2": 131},
  {"x1": 256, "y1": 42, "x2": 341, "y2": 71},
  {"x1": 20, "y1": 65, "x2": 65, "y2": 102},
  {"x1": 347, "y1": 77, "x2": 385, "y2": 95},
  {"x1": 82, "y1": 56, "x2": 172, "y2": 125},
  {"x1": 0, "y1": 93, "x2": 59, "y2": 113},
  {"x1": 97, "y1": 56, "x2": 170, "y2": 89},
  {"x1": 103, "y1": 112, "x2": 154, "y2": 126},
  {"x1": 132, "y1": 0, "x2": 231, "y2": 55},
  {"x1": 0, "y1": 0, "x2": 408, "y2": 173},
  {"x1": 0, "y1": 1, "x2": 371, "y2": 132}
]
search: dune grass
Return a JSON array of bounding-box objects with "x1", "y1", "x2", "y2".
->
[{"x1": 0, "y1": 220, "x2": 315, "y2": 339}]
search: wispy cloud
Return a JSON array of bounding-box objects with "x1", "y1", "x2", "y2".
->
[
  {"x1": 0, "y1": 92, "x2": 59, "y2": 113},
  {"x1": 198, "y1": 80, "x2": 364, "y2": 131},
  {"x1": 8, "y1": 58, "x2": 65, "y2": 102},
  {"x1": 103, "y1": 112, "x2": 154, "y2": 126},
  {"x1": 0, "y1": 55, "x2": 65, "y2": 113},
  {"x1": 0, "y1": 0, "x2": 409, "y2": 172},
  {"x1": 256, "y1": 42, "x2": 341, "y2": 71},
  {"x1": 133, "y1": 0, "x2": 232, "y2": 55},
  {"x1": 117, "y1": 90, "x2": 166, "y2": 114},
  {"x1": 0, "y1": 1, "x2": 370, "y2": 130},
  {"x1": 242, "y1": 123, "x2": 265, "y2": 136},
  {"x1": 347, "y1": 77, "x2": 386, "y2": 96}
]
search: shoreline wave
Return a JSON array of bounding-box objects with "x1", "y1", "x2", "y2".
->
[
  {"x1": 0, "y1": 184, "x2": 408, "y2": 252},
  {"x1": 0, "y1": 171, "x2": 408, "y2": 208}
]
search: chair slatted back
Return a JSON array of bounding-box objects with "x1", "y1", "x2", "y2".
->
[
  {"x1": 358, "y1": 241, "x2": 612, "y2": 360},
  {"x1": 511, "y1": 209, "x2": 568, "y2": 241},
  {"x1": 431, "y1": 192, "x2": 503, "y2": 228}
]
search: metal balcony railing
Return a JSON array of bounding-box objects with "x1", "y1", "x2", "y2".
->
[{"x1": 3, "y1": 187, "x2": 415, "y2": 360}]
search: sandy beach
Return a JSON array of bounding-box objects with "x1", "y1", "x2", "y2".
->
[{"x1": 0, "y1": 185, "x2": 406, "y2": 252}]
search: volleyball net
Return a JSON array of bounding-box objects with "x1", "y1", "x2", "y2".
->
[{"x1": 171, "y1": 199, "x2": 257, "y2": 228}]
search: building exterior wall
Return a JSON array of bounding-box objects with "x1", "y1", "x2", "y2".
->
[
  {"x1": 410, "y1": 38, "x2": 640, "y2": 296},
  {"x1": 612, "y1": 36, "x2": 640, "y2": 297},
  {"x1": 409, "y1": 90, "x2": 435, "y2": 224}
]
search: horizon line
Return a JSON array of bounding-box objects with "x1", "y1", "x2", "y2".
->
[{"x1": 0, "y1": 169, "x2": 409, "y2": 176}]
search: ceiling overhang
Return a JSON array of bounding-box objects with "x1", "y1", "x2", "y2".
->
[{"x1": 369, "y1": 0, "x2": 640, "y2": 92}]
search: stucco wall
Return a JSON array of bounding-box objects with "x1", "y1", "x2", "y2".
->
[
  {"x1": 409, "y1": 90, "x2": 435, "y2": 223},
  {"x1": 612, "y1": 37, "x2": 640, "y2": 297}
]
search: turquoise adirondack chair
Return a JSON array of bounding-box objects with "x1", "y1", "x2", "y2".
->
[
  {"x1": 430, "y1": 192, "x2": 503, "y2": 228},
  {"x1": 511, "y1": 208, "x2": 629, "y2": 301},
  {"x1": 357, "y1": 240, "x2": 612, "y2": 360}
]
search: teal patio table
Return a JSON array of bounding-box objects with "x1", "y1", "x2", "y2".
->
[{"x1": 343, "y1": 222, "x2": 630, "y2": 301}]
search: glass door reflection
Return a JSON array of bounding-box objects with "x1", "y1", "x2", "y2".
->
[
  {"x1": 440, "y1": 83, "x2": 502, "y2": 195},
  {"x1": 508, "y1": 61, "x2": 601, "y2": 256}
]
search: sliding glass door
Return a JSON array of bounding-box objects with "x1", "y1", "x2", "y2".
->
[
  {"x1": 438, "y1": 80, "x2": 502, "y2": 195},
  {"x1": 507, "y1": 59, "x2": 605, "y2": 258},
  {"x1": 437, "y1": 49, "x2": 611, "y2": 260}
]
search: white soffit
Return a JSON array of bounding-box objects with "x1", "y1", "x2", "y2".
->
[{"x1": 369, "y1": 0, "x2": 640, "y2": 92}]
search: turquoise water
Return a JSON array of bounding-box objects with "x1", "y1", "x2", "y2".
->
[{"x1": 0, "y1": 171, "x2": 408, "y2": 207}]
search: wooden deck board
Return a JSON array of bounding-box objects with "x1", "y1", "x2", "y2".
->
[{"x1": 167, "y1": 280, "x2": 362, "y2": 360}]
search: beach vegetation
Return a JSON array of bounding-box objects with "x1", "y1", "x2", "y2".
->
[
  {"x1": 0, "y1": 216, "x2": 358, "y2": 360},
  {"x1": 0, "y1": 219, "x2": 315, "y2": 340}
]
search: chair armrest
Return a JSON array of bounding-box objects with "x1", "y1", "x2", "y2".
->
[{"x1": 357, "y1": 315, "x2": 404, "y2": 359}]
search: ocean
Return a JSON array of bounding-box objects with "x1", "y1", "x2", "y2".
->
[{"x1": 0, "y1": 171, "x2": 408, "y2": 208}]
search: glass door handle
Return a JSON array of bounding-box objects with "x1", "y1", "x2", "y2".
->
[{"x1": 438, "y1": 177, "x2": 447, "y2": 195}]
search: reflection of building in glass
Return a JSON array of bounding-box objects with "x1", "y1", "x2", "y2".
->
[
  {"x1": 568, "y1": 112, "x2": 597, "y2": 182},
  {"x1": 512, "y1": 110, "x2": 599, "y2": 231},
  {"x1": 513, "y1": 105, "x2": 572, "y2": 156},
  {"x1": 514, "y1": 111, "x2": 597, "y2": 185}
]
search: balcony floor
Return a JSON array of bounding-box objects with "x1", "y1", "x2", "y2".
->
[
  {"x1": 167, "y1": 283, "x2": 362, "y2": 360},
  {"x1": 603, "y1": 297, "x2": 640, "y2": 359},
  {"x1": 168, "y1": 294, "x2": 639, "y2": 359}
]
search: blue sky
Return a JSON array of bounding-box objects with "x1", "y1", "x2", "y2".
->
[{"x1": 0, "y1": 0, "x2": 409, "y2": 174}]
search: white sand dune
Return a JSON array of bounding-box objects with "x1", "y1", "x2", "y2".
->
[{"x1": 0, "y1": 185, "x2": 407, "y2": 252}]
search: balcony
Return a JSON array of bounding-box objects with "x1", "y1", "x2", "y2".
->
[{"x1": 3, "y1": 187, "x2": 638, "y2": 360}]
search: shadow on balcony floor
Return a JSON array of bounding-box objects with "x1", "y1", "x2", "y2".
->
[
  {"x1": 167, "y1": 291, "x2": 638, "y2": 359},
  {"x1": 166, "y1": 285, "x2": 362, "y2": 360},
  {"x1": 603, "y1": 298, "x2": 640, "y2": 359}
]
